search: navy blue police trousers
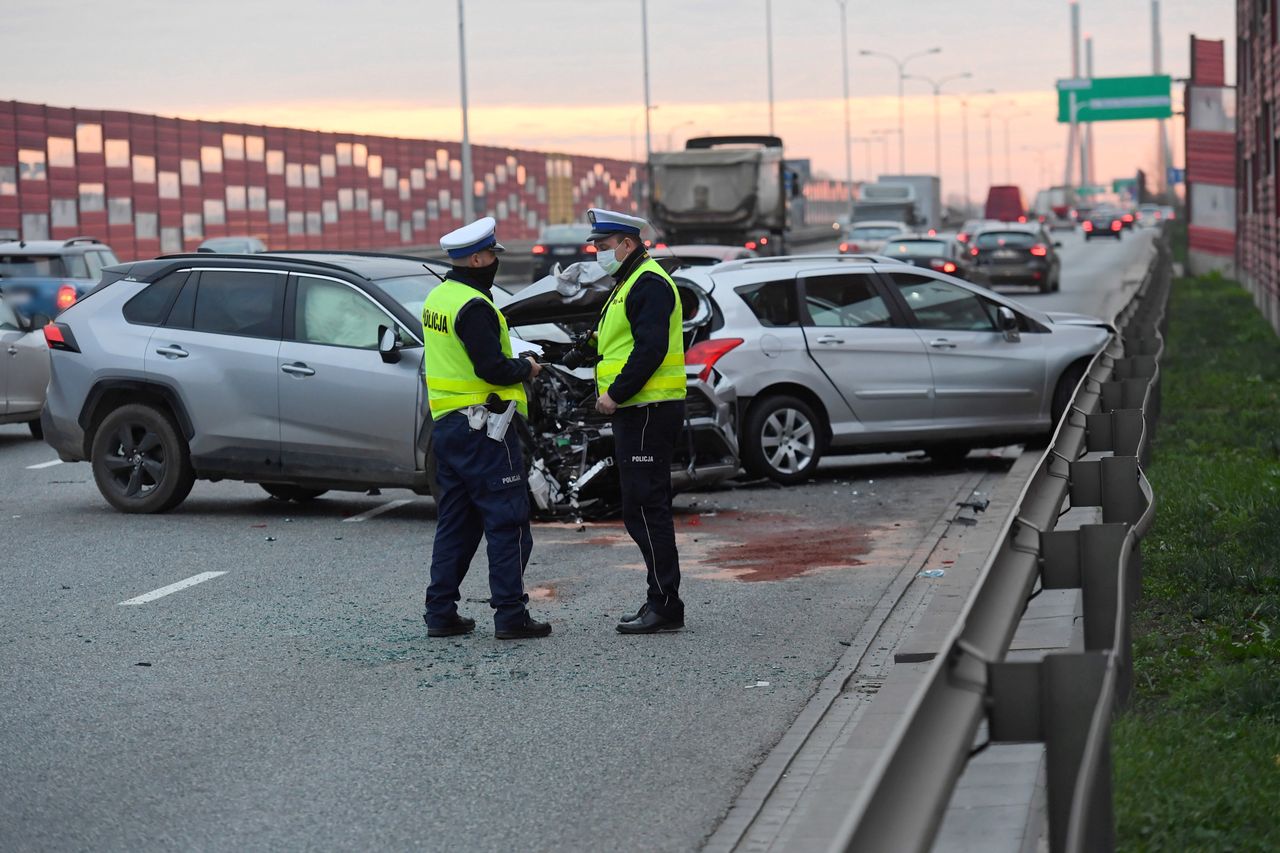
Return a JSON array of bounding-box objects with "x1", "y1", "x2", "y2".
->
[
  {"x1": 425, "y1": 411, "x2": 532, "y2": 632},
  {"x1": 612, "y1": 399, "x2": 686, "y2": 620}
]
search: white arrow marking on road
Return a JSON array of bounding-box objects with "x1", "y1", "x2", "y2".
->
[
  {"x1": 343, "y1": 498, "x2": 416, "y2": 523},
  {"x1": 25, "y1": 459, "x2": 64, "y2": 470},
  {"x1": 119, "y1": 572, "x2": 227, "y2": 605}
]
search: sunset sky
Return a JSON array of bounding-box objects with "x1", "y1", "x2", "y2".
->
[{"x1": 5, "y1": 0, "x2": 1235, "y2": 203}]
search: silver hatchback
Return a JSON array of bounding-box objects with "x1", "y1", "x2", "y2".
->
[{"x1": 666, "y1": 254, "x2": 1112, "y2": 483}]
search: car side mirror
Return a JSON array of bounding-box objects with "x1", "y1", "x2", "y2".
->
[
  {"x1": 19, "y1": 312, "x2": 51, "y2": 332},
  {"x1": 378, "y1": 325, "x2": 402, "y2": 364},
  {"x1": 996, "y1": 306, "x2": 1020, "y2": 342}
]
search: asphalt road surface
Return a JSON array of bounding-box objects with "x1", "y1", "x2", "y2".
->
[{"x1": 0, "y1": 228, "x2": 1155, "y2": 852}]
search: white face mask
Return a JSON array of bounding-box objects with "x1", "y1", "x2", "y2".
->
[{"x1": 596, "y1": 242, "x2": 624, "y2": 275}]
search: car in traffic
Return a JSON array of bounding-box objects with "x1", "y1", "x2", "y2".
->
[
  {"x1": 1081, "y1": 208, "x2": 1124, "y2": 240},
  {"x1": 983, "y1": 185, "x2": 1026, "y2": 222},
  {"x1": 879, "y1": 235, "x2": 974, "y2": 280},
  {"x1": 956, "y1": 219, "x2": 1001, "y2": 245},
  {"x1": 0, "y1": 293, "x2": 50, "y2": 438},
  {"x1": 39, "y1": 252, "x2": 738, "y2": 517},
  {"x1": 838, "y1": 221, "x2": 909, "y2": 255},
  {"x1": 968, "y1": 225, "x2": 1062, "y2": 293},
  {"x1": 648, "y1": 244, "x2": 759, "y2": 267},
  {"x1": 531, "y1": 223, "x2": 596, "y2": 279},
  {"x1": 198, "y1": 236, "x2": 268, "y2": 253},
  {"x1": 0, "y1": 237, "x2": 119, "y2": 319},
  {"x1": 646, "y1": 253, "x2": 1110, "y2": 484}
]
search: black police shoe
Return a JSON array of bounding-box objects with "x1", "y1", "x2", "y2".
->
[
  {"x1": 616, "y1": 608, "x2": 684, "y2": 634},
  {"x1": 425, "y1": 613, "x2": 476, "y2": 638},
  {"x1": 620, "y1": 603, "x2": 650, "y2": 623},
  {"x1": 495, "y1": 614, "x2": 553, "y2": 640}
]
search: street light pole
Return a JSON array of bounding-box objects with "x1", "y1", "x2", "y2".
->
[
  {"x1": 456, "y1": 0, "x2": 474, "y2": 222},
  {"x1": 641, "y1": 0, "x2": 653, "y2": 209},
  {"x1": 905, "y1": 71, "x2": 971, "y2": 180},
  {"x1": 837, "y1": 0, "x2": 854, "y2": 210},
  {"x1": 1000, "y1": 111, "x2": 1030, "y2": 184},
  {"x1": 858, "y1": 47, "x2": 941, "y2": 172}
]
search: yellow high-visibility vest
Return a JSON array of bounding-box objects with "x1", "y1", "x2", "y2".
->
[
  {"x1": 422, "y1": 279, "x2": 528, "y2": 420},
  {"x1": 596, "y1": 258, "x2": 686, "y2": 406}
]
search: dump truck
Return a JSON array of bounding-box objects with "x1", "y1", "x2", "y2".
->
[{"x1": 648, "y1": 136, "x2": 796, "y2": 255}]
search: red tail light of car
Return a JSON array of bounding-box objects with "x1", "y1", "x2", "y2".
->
[
  {"x1": 1029, "y1": 244, "x2": 1049, "y2": 257},
  {"x1": 43, "y1": 322, "x2": 80, "y2": 352},
  {"x1": 685, "y1": 338, "x2": 744, "y2": 383},
  {"x1": 1082, "y1": 221, "x2": 1094, "y2": 232},
  {"x1": 744, "y1": 241, "x2": 758, "y2": 250},
  {"x1": 1122, "y1": 213, "x2": 1134, "y2": 223},
  {"x1": 1111, "y1": 221, "x2": 1122, "y2": 231},
  {"x1": 55, "y1": 284, "x2": 78, "y2": 312},
  {"x1": 655, "y1": 242, "x2": 668, "y2": 250},
  {"x1": 759, "y1": 236, "x2": 769, "y2": 246},
  {"x1": 929, "y1": 259, "x2": 958, "y2": 273},
  {"x1": 583, "y1": 244, "x2": 598, "y2": 254},
  {"x1": 1017, "y1": 215, "x2": 1027, "y2": 223},
  {"x1": 957, "y1": 232, "x2": 970, "y2": 243},
  {"x1": 532, "y1": 244, "x2": 547, "y2": 255},
  {"x1": 969, "y1": 246, "x2": 980, "y2": 256}
]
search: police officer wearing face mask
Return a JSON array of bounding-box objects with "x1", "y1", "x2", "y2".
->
[
  {"x1": 581, "y1": 208, "x2": 688, "y2": 634},
  {"x1": 422, "y1": 216, "x2": 552, "y2": 640}
]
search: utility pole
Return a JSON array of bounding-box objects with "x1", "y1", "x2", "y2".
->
[
  {"x1": 1153, "y1": 0, "x2": 1170, "y2": 194},
  {"x1": 1084, "y1": 33, "x2": 1095, "y2": 186},
  {"x1": 1064, "y1": 0, "x2": 1081, "y2": 188},
  {"x1": 457, "y1": 0, "x2": 473, "y2": 222},
  {"x1": 838, "y1": 0, "x2": 854, "y2": 210}
]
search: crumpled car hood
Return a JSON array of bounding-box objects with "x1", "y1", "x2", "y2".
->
[{"x1": 501, "y1": 262, "x2": 616, "y2": 326}]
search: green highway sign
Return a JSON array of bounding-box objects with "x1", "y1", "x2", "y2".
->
[
  {"x1": 1076, "y1": 185, "x2": 1107, "y2": 196},
  {"x1": 1112, "y1": 178, "x2": 1137, "y2": 194},
  {"x1": 1057, "y1": 75, "x2": 1173, "y2": 122}
]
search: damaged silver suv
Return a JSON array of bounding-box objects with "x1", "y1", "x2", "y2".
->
[{"x1": 40, "y1": 252, "x2": 739, "y2": 516}]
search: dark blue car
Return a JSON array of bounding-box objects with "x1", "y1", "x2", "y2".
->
[{"x1": 0, "y1": 237, "x2": 119, "y2": 320}]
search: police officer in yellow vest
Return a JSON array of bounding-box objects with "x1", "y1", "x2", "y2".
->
[
  {"x1": 582, "y1": 208, "x2": 688, "y2": 634},
  {"x1": 422, "y1": 216, "x2": 552, "y2": 640}
]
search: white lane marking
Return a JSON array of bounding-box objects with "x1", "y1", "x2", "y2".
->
[
  {"x1": 25, "y1": 459, "x2": 64, "y2": 470},
  {"x1": 119, "y1": 572, "x2": 227, "y2": 606},
  {"x1": 343, "y1": 498, "x2": 416, "y2": 523}
]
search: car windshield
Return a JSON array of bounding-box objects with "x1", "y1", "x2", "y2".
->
[
  {"x1": 848, "y1": 226, "x2": 904, "y2": 240},
  {"x1": 975, "y1": 231, "x2": 1036, "y2": 249},
  {"x1": 883, "y1": 240, "x2": 949, "y2": 257},
  {"x1": 0, "y1": 253, "x2": 88, "y2": 278},
  {"x1": 539, "y1": 225, "x2": 591, "y2": 243},
  {"x1": 376, "y1": 271, "x2": 511, "y2": 317}
]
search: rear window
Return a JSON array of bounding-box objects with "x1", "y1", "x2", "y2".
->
[
  {"x1": 539, "y1": 225, "x2": 592, "y2": 243},
  {"x1": 123, "y1": 271, "x2": 189, "y2": 325},
  {"x1": 0, "y1": 254, "x2": 85, "y2": 278},
  {"x1": 735, "y1": 280, "x2": 799, "y2": 327},
  {"x1": 975, "y1": 231, "x2": 1036, "y2": 249},
  {"x1": 848, "y1": 226, "x2": 903, "y2": 240},
  {"x1": 883, "y1": 240, "x2": 949, "y2": 257}
]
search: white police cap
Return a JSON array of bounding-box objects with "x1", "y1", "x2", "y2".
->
[
  {"x1": 440, "y1": 216, "x2": 506, "y2": 259},
  {"x1": 587, "y1": 208, "x2": 648, "y2": 242}
]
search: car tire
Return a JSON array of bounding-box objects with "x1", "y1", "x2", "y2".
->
[
  {"x1": 742, "y1": 395, "x2": 824, "y2": 485},
  {"x1": 28, "y1": 419, "x2": 43, "y2": 440},
  {"x1": 261, "y1": 484, "x2": 328, "y2": 502},
  {"x1": 91, "y1": 403, "x2": 195, "y2": 514},
  {"x1": 1051, "y1": 361, "x2": 1090, "y2": 427}
]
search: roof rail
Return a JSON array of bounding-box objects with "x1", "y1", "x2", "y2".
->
[
  {"x1": 155, "y1": 252, "x2": 379, "y2": 280},
  {"x1": 262, "y1": 249, "x2": 450, "y2": 266},
  {"x1": 62, "y1": 236, "x2": 103, "y2": 247},
  {"x1": 712, "y1": 253, "x2": 903, "y2": 273}
]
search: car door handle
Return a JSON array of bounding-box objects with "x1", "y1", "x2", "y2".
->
[
  {"x1": 6, "y1": 346, "x2": 17, "y2": 356},
  {"x1": 281, "y1": 362, "x2": 315, "y2": 377},
  {"x1": 928, "y1": 339, "x2": 957, "y2": 349},
  {"x1": 154, "y1": 345, "x2": 189, "y2": 358},
  {"x1": 816, "y1": 335, "x2": 845, "y2": 345}
]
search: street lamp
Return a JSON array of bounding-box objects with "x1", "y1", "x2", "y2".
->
[
  {"x1": 858, "y1": 46, "x2": 941, "y2": 172},
  {"x1": 836, "y1": 0, "x2": 854, "y2": 210},
  {"x1": 904, "y1": 71, "x2": 972, "y2": 180},
  {"x1": 870, "y1": 129, "x2": 897, "y2": 176},
  {"x1": 666, "y1": 121, "x2": 696, "y2": 151}
]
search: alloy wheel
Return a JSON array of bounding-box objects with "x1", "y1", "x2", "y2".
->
[
  {"x1": 760, "y1": 407, "x2": 816, "y2": 475},
  {"x1": 102, "y1": 422, "x2": 166, "y2": 498}
]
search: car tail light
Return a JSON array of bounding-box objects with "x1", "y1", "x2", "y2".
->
[
  {"x1": 838, "y1": 242, "x2": 848, "y2": 252},
  {"x1": 759, "y1": 236, "x2": 769, "y2": 246},
  {"x1": 655, "y1": 242, "x2": 667, "y2": 249},
  {"x1": 957, "y1": 232, "x2": 969, "y2": 243},
  {"x1": 942, "y1": 261, "x2": 957, "y2": 273},
  {"x1": 43, "y1": 322, "x2": 80, "y2": 352},
  {"x1": 584, "y1": 244, "x2": 597, "y2": 254},
  {"x1": 927, "y1": 228, "x2": 937, "y2": 237},
  {"x1": 55, "y1": 284, "x2": 78, "y2": 312},
  {"x1": 969, "y1": 246, "x2": 979, "y2": 256},
  {"x1": 685, "y1": 338, "x2": 744, "y2": 383},
  {"x1": 1017, "y1": 215, "x2": 1027, "y2": 223},
  {"x1": 1082, "y1": 221, "x2": 1094, "y2": 232},
  {"x1": 1122, "y1": 213, "x2": 1134, "y2": 223},
  {"x1": 1111, "y1": 221, "x2": 1122, "y2": 231},
  {"x1": 1166, "y1": 211, "x2": 1176, "y2": 220},
  {"x1": 532, "y1": 244, "x2": 547, "y2": 255},
  {"x1": 1029, "y1": 244, "x2": 1048, "y2": 257},
  {"x1": 745, "y1": 240, "x2": 758, "y2": 250},
  {"x1": 644, "y1": 239, "x2": 652, "y2": 248}
]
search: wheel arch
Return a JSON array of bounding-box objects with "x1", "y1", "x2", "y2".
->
[
  {"x1": 78, "y1": 379, "x2": 194, "y2": 458},
  {"x1": 742, "y1": 383, "x2": 833, "y2": 446}
]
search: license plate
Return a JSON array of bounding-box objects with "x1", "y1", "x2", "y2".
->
[
  {"x1": 4, "y1": 290, "x2": 31, "y2": 304},
  {"x1": 552, "y1": 248, "x2": 577, "y2": 255},
  {"x1": 994, "y1": 249, "x2": 1019, "y2": 259}
]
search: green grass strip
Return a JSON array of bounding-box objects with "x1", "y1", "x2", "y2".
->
[{"x1": 1113, "y1": 271, "x2": 1280, "y2": 852}]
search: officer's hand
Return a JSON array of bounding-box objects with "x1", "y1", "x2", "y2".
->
[
  {"x1": 526, "y1": 357, "x2": 542, "y2": 379},
  {"x1": 595, "y1": 392, "x2": 617, "y2": 415}
]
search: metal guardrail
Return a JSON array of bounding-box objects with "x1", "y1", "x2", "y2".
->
[{"x1": 830, "y1": 232, "x2": 1172, "y2": 853}]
